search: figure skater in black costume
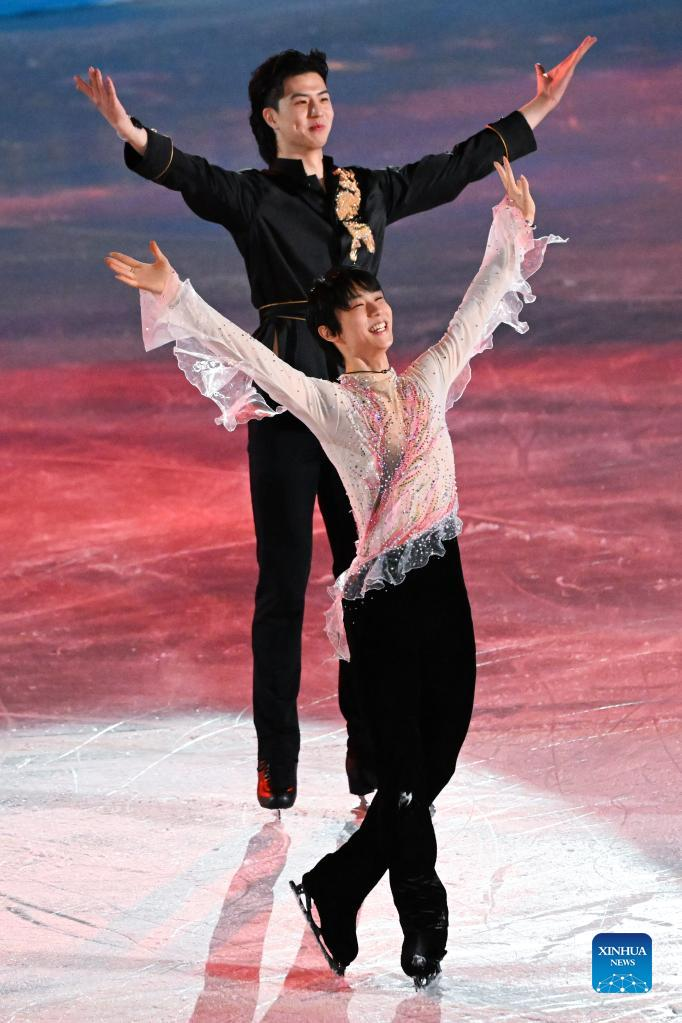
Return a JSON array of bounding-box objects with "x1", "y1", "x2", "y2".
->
[{"x1": 81, "y1": 37, "x2": 595, "y2": 809}]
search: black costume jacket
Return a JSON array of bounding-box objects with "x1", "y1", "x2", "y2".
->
[{"x1": 124, "y1": 111, "x2": 536, "y2": 383}]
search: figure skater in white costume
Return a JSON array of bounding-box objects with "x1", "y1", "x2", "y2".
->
[{"x1": 105, "y1": 158, "x2": 564, "y2": 987}]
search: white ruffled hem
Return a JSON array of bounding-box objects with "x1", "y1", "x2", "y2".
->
[{"x1": 324, "y1": 510, "x2": 463, "y2": 661}]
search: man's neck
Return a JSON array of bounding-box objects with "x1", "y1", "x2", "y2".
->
[
  {"x1": 343, "y1": 354, "x2": 391, "y2": 374},
  {"x1": 277, "y1": 146, "x2": 325, "y2": 180}
]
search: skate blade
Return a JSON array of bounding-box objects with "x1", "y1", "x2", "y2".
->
[{"x1": 289, "y1": 880, "x2": 345, "y2": 976}]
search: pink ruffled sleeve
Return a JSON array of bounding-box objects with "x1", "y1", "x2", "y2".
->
[
  {"x1": 139, "y1": 274, "x2": 341, "y2": 437},
  {"x1": 407, "y1": 198, "x2": 567, "y2": 408}
]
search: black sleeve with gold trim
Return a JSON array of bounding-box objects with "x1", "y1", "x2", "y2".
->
[
  {"x1": 375, "y1": 110, "x2": 537, "y2": 225},
  {"x1": 123, "y1": 118, "x2": 254, "y2": 233}
]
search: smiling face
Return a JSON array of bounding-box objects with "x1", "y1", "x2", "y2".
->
[
  {"x1": 263, "y1": 72, "x2": 333, "y2": 158},
  {"x1": 321, "y1": 287, "x2": 394, "y2": 366}
]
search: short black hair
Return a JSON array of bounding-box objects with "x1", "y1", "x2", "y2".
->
[
  {"x1": 306, "y1": 267, "x2": 384, "y2": 339},
  {"x1": 248, "y1": 48, "x2": 329, "y2": 165}
]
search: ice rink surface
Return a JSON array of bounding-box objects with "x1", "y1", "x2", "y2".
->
[
  {"x1": 2, "y1": 338, "x2": 681, "y2": 1021},
  {"x1": 3, "y1": 712, "x2": 681, "y2": 1023}
]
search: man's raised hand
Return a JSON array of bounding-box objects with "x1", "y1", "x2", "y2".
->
[
  {"x1": 74, "y1": 67, "x2": 130, "y2": 133},
  {"x1": 535, "y1": 35, "x2": 597, "y2": 108},
  {"x1": 519, "y1": 35, "x2": 597, "y2": 130},
  {"x1": 493, "y1": 156, "x2": 535, "y2": 226},
  {"x1": 104, "y1": 241, "x2": 174, "y2": 296},
  {"x1": 74, "y1": 67, "x2": 149, "y2": 153}
]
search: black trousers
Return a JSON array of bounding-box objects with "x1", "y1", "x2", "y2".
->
[
  {"x1": 247, "y1": 413, "x2": 376, "y2": 776},
  {"x1": 307, "y1": 537, "x2": 476, "y2": 933}
]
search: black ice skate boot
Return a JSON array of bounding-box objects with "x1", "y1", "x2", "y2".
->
[
  {"x1": 400, "y1": 924, "x2": 448, "y2": 989},
  {"x1": 395, "y1": 875, "x2": 448, "y2": 990},
  {"x1": 289, "y1": 862, "x2": 360, "y2": 974},
  {"x1": 257, "y1": 759, "x2": 297, "y2": 810}
]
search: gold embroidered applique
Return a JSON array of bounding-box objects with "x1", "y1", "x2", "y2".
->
[{"x1": 333, "y1": 167, "x2": 376, "y2": 263}]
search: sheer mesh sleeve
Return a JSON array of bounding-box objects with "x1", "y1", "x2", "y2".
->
[
  {"x1": 140, "y1": 278, "x2": 341, "y2": 437},
  {"x1": 407, "y1": 199, "x2": 567, "y2": 408}
]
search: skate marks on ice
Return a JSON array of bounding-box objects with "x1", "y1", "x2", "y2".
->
[{"x1": 2, "y1": 712, "x2": 680, "y2": 1022}]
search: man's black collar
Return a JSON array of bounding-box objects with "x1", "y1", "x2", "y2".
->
[{"x1": 267, "y1": 154, "x2": 336, "y2": 183}]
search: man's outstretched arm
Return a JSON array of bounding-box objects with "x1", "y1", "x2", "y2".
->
[
  {"x1": 377, "y1": 35, "x2": 597, "y2": 224},
  {"x1": 74, "y1": 67, "x2": 148, "y2": 152},
  {"x1": 406, "y1": 159, "x2": 566, "y2": 409},
  {"x1": 104, "y1": 242, "x2": 341, "y2": 438},
  {"x1": 74, "y1": 67, "x2": 250, "y2": 230}
]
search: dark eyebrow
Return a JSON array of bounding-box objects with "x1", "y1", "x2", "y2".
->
[
  {"x1": 289, "y1": 89, "x2": 330, "y2": 99},
  {"x1": 349, "y1": 291, "x2": 384, "y2": 305}
]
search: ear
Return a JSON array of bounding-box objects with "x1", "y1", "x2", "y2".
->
[
  {"x1": 318, "y1": 325, "x2": 337, "y2": 344},
  {"x1": 262, "y1": 107, "x2": 278, "y2": 130}
]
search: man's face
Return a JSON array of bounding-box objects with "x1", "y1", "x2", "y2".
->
[
  {"x1": 330, "y1": 288, "x2": 394, "y2": 358},
  {"x1": 263, "y1": 72, "x2": 334, "y2": 156}
]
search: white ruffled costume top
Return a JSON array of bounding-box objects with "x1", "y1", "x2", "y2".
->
[{"x1": 141, "y1": 199, "x2": 565, "y2": 659}]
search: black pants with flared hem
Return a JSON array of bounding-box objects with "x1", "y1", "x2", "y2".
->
[
  {"x1": 307, "y1": 536, "x2": 476, "y2": 932},
  {"x1": 248, "y1": 414, "x2": 377, "y2": 779}
]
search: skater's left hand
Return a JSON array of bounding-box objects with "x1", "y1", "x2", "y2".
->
[
  {"x1": 519, "y1": 35, "x2": 597, "y2": 129},
  {"x1": 104, "y1": 241, "x2": 174, "y2": 295},
  {"x1": 534, "y1": 36, "x2": 597, "y2": 107},
  {"x1": 493, "y1": 156, "x2": 535, "y2": 225}
]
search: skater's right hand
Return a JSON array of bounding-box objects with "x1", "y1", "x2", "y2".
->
[
  {"x1": 105, "y1": 241, "x2": 176, "y2": 297},
  {"x1": 74, "y1": 66, "x2": 148, "y2": 153},
  {"x1": 74, "y1": 67, "x2": 131, "y2": 133}
]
